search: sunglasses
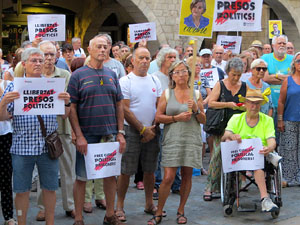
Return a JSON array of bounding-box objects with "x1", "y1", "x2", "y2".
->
[
  {"x1": 295, "y1": 59, "x2": 300, "y2": 64},
  {"x1": 255, "y1": 67, "x2": 267, "y2": 72}
]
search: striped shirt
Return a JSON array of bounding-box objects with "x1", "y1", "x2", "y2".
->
[
  {"x1": 67, "y1": 65, "x2": 123, "y2": 135},
  {"x1": 1, "y1": 82, "x2": 58, "y2": 155}
]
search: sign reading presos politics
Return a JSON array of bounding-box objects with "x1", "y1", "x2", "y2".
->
[
  {"x1": 200, "y1": 68, "x2": 219, "y2": 88},
  {"x1": 84, "y1": 142, "x2": 122, "y2": 180},
  {"x1": 216, "y1": 35, "x2": 242, "y2": 54},
  {"x1": 179, "y1": 0, "x2": 215, "y2": 38},
  {"x1": 129, "y1": 22, "x2": 156, "y2": 43},
  {"x1": 27, "y1": 14, "x2": 66, "y2": 41},
  {"x1": 213, "y1": 0, "x2": 263, "y2": 32},
  {"x1": 13, "y1": 78, "x2": 65, "y2": 115},
  {"x1": 221, "y1": 138, "x2": 264, "y2": 173}
]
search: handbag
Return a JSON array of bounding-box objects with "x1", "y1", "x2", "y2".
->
[
  {"x1": 37, "y1": 115, "x2": 64, "y2": 160},
  {"x1": 204, "y1": 81, "x2": 228, "y2": 136}
]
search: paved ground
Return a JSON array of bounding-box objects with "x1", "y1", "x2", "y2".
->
[{"x1": 1, "y1": 155, "x2": 300, "y2": 225}]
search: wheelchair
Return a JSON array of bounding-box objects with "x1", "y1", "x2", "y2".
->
[{"x1": 220, "y1": 160, "x2": 283, "y2": 218}]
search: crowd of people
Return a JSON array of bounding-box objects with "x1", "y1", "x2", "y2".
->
[{"x1": 0, "y1": 33, "x2": 299, "y2": 225}]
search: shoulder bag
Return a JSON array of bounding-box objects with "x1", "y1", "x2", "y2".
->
[
  {"x1": 37, "y1": 115, "x2": 64, "y2": 159},
  {"x1": 203, "y1": 81, "x2": 228, "y2": 136}
]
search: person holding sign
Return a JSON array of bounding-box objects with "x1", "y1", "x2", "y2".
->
[
  {"x1": 0, "y1": 48, "x2": 71, "y2": 225},
  {"x1": 184, "y1": 0, "x2": 209, "y2": 29},
  {"x1": 203, "y1": 58, "x2": 246, "y2": 201},
  {"x1": 148, "y1": 61, "x2": 206, "y2": 225},
  {"x1": 222, "y1": 89, "x2": 282, "y2": 212},
  {"x1": 67, "y1": 35, "x2": 126, "y2": 225}
]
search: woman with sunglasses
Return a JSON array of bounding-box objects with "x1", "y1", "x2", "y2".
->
[
  {"x1": 246, "y1": 59, "x2": 273, "y2": 116},
  {"x1": 278, "y1": 52, "x2": 300, "y2": 187}
]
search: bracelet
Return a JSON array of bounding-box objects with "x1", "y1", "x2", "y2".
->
[
  {"x1": 172, "y1": 115, "x2": 177, "y2": 122},
  {"x1": 275, "y1": 74, "x2": 279, "y2": 79},
  {"x1": 140, "y1": 126, "x2": 146, "y2": 135},
  {"x1": 277, "y1": 115, "x2": 283, "y2": 121}
]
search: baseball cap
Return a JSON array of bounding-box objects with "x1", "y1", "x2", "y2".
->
[{"x1": 199, "y1": 49, "x2": 212, "y2": 56}]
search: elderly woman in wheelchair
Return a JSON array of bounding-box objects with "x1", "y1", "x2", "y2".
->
[{"x1": 221, "y1": 89, "x2": 282, "y2": 215}]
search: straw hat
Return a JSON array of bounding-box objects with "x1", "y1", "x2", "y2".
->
[
  {"x1": 239, "y1": 88, "x2": 270, "y2": 105},
  {"x1": 250, "y1": 40, "x2": 263, "y2": 49}
]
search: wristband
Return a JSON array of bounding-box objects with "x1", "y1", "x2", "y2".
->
[
  {"x1": 65, "y1": 102, "x2": 71, "y2": 107},
  {"x1": 172, "y1": 115, "x2": 177, "y2": 122},
  {"x1": 275, "y1": 74, "x2": 279, "y2": 79},
  {"x1": 140, "y1": 126, "x2": 146, "y2": 135},
  {"x1": 277, "y1": 115, "x2": 283, "y2": 121}
]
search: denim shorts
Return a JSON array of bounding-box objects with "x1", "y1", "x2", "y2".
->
[
  {"x1": 75, "y1": 134, "x2": 116, "y2": 181},
  {"x1": 12, "y1": 153, "x2": 59, "y2": 193}
]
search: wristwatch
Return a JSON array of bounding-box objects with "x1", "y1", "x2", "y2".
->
[
  {"x1": 65, "y1": 102, "x2": 71, "y2": 107},
  {"x1": 118, "y1": 130, "x2": 126, "y2": 135}
]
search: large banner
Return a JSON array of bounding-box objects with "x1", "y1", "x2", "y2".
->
[
  {"x1": 84, "y1": 142, "x2": 122, "y2": 180},
  {"x1": 13, "y1": 78, "x2": 65, "y2": 115},
  {"x1": 27, "y1": 14, "x2": 66, "y2": 41},
  {"x1": 216, "y1": 35, "x2": 242, "y2": 54},
  {"x1": 200, "y1": 68, "x2": 219, "y2": 88},
  {"x1": 221, "y1": 138, "x2": 264, "y2": 173},
  {"x1": 129, "y1": 22, "x2": 156, "y2": 43},
  {"x1": 213, "y1": 0, "x2": 263, "y2": 32},
  {"x1": 269, "y1": 20, "x2": 282, "y2": 39},
  {"x1": 179, "y1": 0, "x2": 215, "y2": 38}
]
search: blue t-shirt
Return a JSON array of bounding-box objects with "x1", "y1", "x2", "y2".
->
[
  {"x1": 184, "y1": 14, "x2": 209, "y2": 29},
  {"x1": 261, "y1": 53, "x2": 293, "y2": 108},
  {"x1": 67, "y1": 65, "x2": 123, "y2": 136},
  {"x1": 245, "y1": 79, "x2": 273, "y2": 115}
]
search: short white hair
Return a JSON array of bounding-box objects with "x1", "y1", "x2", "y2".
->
[
  {"x1": 21, "y1": 48, "x2": 44, "y2": 62},
  {"x1": 250, "y1": 59, "x2": 268, "y2": 69},
  {"x1": 72, "y1": 37, "x2": 81, "y2": 44},
  {"x1": 38, "y1": 40, "x2": 57, "y2": 53},
  {"x1": 272, "y1": 35, "x2": 288, "y2": 45},
  {"x1": 156, "y1": 47, "x2": 179, "y2": 68}
]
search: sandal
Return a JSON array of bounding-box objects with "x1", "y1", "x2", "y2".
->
[
  {"x1": 176, "y1": 212, "x2": 187, "y2": 224},
  {"x1": 203, "y1": 192, "x2": 212, "y2": 201},
  {"x1": 115, "y1": 210, "x2": 126, "y2": 222},
  {"x1": 147, "y1": 215, "x2": 162, "y2": 225},
  {"x1": 144, "y1": 204, "x2": 167, "y2": 217}
]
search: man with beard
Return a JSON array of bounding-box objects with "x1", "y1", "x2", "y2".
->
[{"x1": 261, "y1": 35, "x2": 293, "y2": 137}]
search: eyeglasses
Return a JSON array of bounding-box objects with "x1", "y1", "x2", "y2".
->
[
  {"x1": 44, "y1": 53, "x2": 55, "y2": 58},
  {"x1": 29, "y1": 59, "x2": 44, "y2": 64},
  {"x1": 172, "y1": 70, "x2": 188, "y2": 76},
  {"x1": 295, "y1": 59, "x2": 300, "y2": 64},
  {"x1": 287, "y1": 47, "x2": 294, "y2": 50},
  {"x1": 255, "y1": 67, "x2": 267, "y2": 72}
]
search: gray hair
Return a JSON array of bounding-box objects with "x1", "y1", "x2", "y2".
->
[
  {"x1": 250, "y1": 59, "x2": 268, "y2": 69},
  {"x1": 21, "y1": 48, "x2": 44, "y2": 62},
  {"x1": 212, "y1": 45, "x2": 224, "y2": 53},
  {"x1": 290, "y1": 52, "x2": 300, "y2": 74},
  {"x1": 190, "y1": 0, "x2": 206, "y2": 14},
  {"x1": 38, "y1": 40, "x2": 57, "y2": 53},
  {"x1": 21, "y1": 41, "x2": 32, "y2": 48},
  {"x1": 156, "y1": 47, "x2": 179, "y2": 68},
  {"x1": 168, "y1": 60, "x2": 191, "y2": 89},
  {"x1": 72, "y1": 37, "x2": 81, "y2": 44},
  {"x1": 121, "y1": 45, "x2": 131, "y2": 51},
  {"x1": 272, "y1": 35, "x2": 288, "y2": 45},
  {"x1": 225, "y1": 57, "x2": 244, "y2": 74},
  {"x1": 97, "y1": 33, "x2": 112, "y2": 45}
]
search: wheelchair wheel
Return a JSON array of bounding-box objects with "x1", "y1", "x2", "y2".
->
[{"x1": 221, "y1": 170, "x2": 236, "y2": 216}]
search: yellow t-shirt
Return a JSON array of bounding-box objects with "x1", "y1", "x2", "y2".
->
[{"x1": 226, "y1": 112, "x2": 275, "y2": 146}]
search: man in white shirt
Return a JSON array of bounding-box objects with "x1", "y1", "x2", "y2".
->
[
  {"x1": 72, "y1": 37, "x2": 86, "y2": 58},
  {"x1": 117, "y1": 47, "x2": 162, "y2": 223},
  {"x1": 211, "y1": 45, "x2": 226, "y2": 71}
]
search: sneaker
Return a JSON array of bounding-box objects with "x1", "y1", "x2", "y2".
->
[
  {"x1": 266, "y1": 152, "x2": 282, "y2": 167},
  {"x1": 261, "y1": 197, "x2": 279, "y2": 212}
]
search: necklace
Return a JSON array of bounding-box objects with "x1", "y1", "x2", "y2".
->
[{"x1": 88, "y1": 63, "x2": 104, "y2": 86}]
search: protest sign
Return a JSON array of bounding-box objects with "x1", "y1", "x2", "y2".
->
[
  {"x1": 213, "y1": 0, "x2": 263, "y2": 32},
  {"x1": 216, "y1": 35, "x2": 242, "y2": 54},
  {"x1": 179, "y1": 0, "x2": 215, "y2": 38},
  {"x1": 13, "y1": 77, "x2": 65, "y2": 115},
  {"x1": 240, "y1": 72, "x2": 252, "y2": 82},
  {"x1": 27, "y1": 14, "x2": 66, "y2": 41},
  {"x1": 200, "y1": 68, "x2": 219, "y2": 88},
  {"x1": 221, "y1": 138, "x2": 264, "y2": 173},
  {"x1": 129, "y1": 22, "x2": 156, "y2": 43},
  {"x1": 1, "y1": 64, "x2": 10, "y2": 74},
  {"x1": 84, "y1": 142, "x2": 122, "y2": 179},
  {"x1": 269, "y1": 20, "x2": 282, "y2": 39}
]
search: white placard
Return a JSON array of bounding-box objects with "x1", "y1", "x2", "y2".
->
[
  {"x1": 1, "y1": 64, "x2": 10, "y2": 73},
  {"x1": 213, "y1": 0, "x2": 263, "y2": 31},
  {"x1": 84, "y1": 142, "x2": 122, "y2": 179},
  {"x1": 240, "y1": 72, "x2": 252, "y2": 82},
  {"x1": 129, "y1": 22, "x2": 156, "y2": 43},
  {"x1": 27, "y1": 14, "x2": 66, "y2": 41},
  {"x1": 200, "y1": 68, "x2": 219, "y2": 88},
  {"x1": 13, "y1": 78, "x2": 65, "y2": 115},
  {"x1": 216, "y1": 35, "x2": 242, "y2": 54},
  {"x1": 221, "y1": 138, "x2": 264, "y2": 173}
]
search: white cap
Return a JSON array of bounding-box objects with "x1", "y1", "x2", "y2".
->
[{"x1": 199, "y1": 48, "x2": 212, "y2": 56}]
